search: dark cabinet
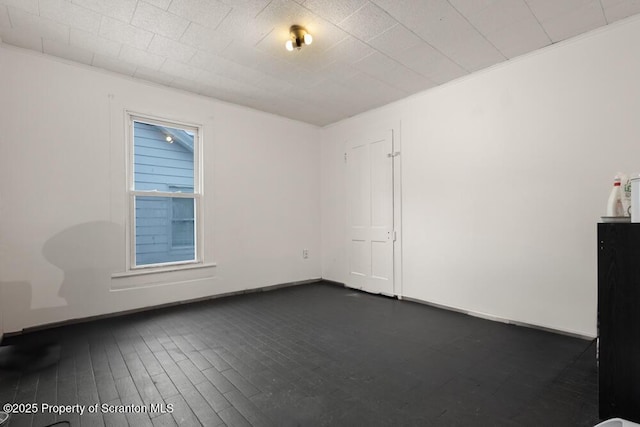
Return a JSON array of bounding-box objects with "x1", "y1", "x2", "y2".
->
[{"x1": 598, "y1": 223, "x2": 640, "y2": 422}]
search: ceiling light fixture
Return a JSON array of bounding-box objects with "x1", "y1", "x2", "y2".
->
[
  {"x1": 165, "y1": 135, "x2": 173, "y2": 143},
  {"x1": 285, "y1": 25, "x2": 313, "y2": 51}
]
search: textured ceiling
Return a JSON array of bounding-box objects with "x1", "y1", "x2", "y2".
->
[{"x1": 1, "y1": 0, "x2": 639, "y2": 126}]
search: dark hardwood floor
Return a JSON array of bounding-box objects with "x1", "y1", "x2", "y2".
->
[{"x1": 0, "y1": 281, "x2": 599, "y2": 426}]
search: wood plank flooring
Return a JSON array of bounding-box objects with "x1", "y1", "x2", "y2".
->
[{"x1": 0, "y1": 282, "x2": 599, "y2": 426}]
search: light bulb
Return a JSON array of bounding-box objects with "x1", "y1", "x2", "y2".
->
[
  {"x1": 285, "y1": 40, "x2": 294, "y2": 51},
  {"x1": 304, "y1": 33, "x2": 313, "y2": 45},
  {"x1": 165, "y1": 136, "x2": 173, "y2": 143}
]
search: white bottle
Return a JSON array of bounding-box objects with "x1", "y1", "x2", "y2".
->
[
  {"x1": 632, "y1": 176, "x2": 640, "y2": 222},
  {"x1": 606, "y1": 175, "x2": 624, "y2": 217},
  {"x1": 622, "y1": 174, "x2": 632, "y2": 217}
]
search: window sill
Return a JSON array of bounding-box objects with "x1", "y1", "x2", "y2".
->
[{"x1": 111, "y1": 262, "x2": 217, "y2": 279}]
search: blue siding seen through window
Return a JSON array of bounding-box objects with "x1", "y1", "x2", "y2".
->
[
  {"x1": 133, "y1": 122, "x2": 195, "y2": 266},
  {"x1": 171, "y1": 198, "x2": 195, "y2": 248}
]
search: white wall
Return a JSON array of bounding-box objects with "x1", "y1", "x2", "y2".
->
[
  {"x1": 0, "y1": 45, "x2": 321, "y2": 333},
  {"x1": 0, "y1": 287, "x2": 3, "y2": 343},
  {"x1": 322, "y1": 15, "x2": 640, "y2": 338}
]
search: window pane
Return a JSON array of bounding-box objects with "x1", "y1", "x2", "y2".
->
[
  {"x1": 133, "y1": 121, "x2": 194, "y2": 192},
  {"x1": 171, "y1": 198, "x2": 195, "y2": 248},
  {"x1": 172, "y1": 220, "x2": 194, "y2": 247},
  {"x1": 135, "y1": 196, "x2": 195, "y2": 266}
]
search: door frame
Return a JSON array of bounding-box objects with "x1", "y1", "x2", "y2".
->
[{"x1": 344, "y1": 121, "x2": 403, "y2": 298}]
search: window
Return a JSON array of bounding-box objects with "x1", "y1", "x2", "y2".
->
[{"x1": 128, "y1": 114, "x2": 201, "y2": 268}]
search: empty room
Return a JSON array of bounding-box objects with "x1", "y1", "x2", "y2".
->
[{"x1": 1, "y1": 0, "x2": 640, "y2": 426}]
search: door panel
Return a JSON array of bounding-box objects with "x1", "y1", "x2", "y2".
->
[
  {"x1": 346, "y1": 130, "x2": 394, "y2": 295},
  {"x1": 371, "y1": 241, "x2": 392, "y2": 280},
  {"x1": 349, "y1": 144, "x2": 369, "y2": 228},
  {"x1": 350, "y1": 240, "x2": 367, "y2": 277},
  {"x1": 371, "y1": 138, "x2": 393, "y2": 228}
]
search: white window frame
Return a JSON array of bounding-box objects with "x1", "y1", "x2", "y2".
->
[{"x1": 126, "y1": 111, "x2": 204, "y2": 271}]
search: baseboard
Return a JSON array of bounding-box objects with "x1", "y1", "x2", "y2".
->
[
  {"x1": 324, "y1": 279, "x2": 594, "y2": 341},
  {"x1": 318, "y1": 279, "x2": 347, "y2": 288},
  {"x1": 5, "y1": 278, "x2": 592, "y2": 342},
  {"x1": 6, "y1": 278, "x2": 322, "y2": 338},
  {"x1": 401, "y1": 296, "x2": 595, "y2": 341}
]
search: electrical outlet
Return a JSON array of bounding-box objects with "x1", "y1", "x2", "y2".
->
[{"x1": 302, "y1": 249, "x2": 309, "y2": 259}]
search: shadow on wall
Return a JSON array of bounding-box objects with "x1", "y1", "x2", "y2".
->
[{"x1": 0, "y1": 221, "x2": 122, "y2": 333}]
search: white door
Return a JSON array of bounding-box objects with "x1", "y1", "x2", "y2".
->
[{"x1": 346, "y1": 129, "x2": 395, "y2": 296}]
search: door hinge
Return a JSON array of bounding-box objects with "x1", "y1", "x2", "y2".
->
[
  {"x1": 387, "y1": 151, "x2": 400, "y2": 158},
  {"x1": 393, "y1": 231, "x2": 397, "y2": 241}
]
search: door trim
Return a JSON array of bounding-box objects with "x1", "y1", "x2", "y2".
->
[{"x1": 392, "y1": 122, "x2": 403, "y2": 299}]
